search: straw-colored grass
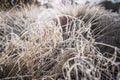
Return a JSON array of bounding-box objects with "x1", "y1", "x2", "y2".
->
[{"x1": 0, "y1": 1, "x2": 120, "y2": 80}]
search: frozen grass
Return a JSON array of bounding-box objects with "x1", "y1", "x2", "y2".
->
[{"x1": 0, "y1": 2, "x2": 120, "y2": 80}]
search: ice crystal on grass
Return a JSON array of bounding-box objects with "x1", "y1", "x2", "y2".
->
[{"x1": 0, "y1": 1, "x2": 120, "y2": 80}]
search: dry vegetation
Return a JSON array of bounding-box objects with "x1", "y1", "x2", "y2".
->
[
  {"x1": 0, "y1": 1, "x2": 120, "y2": 80},
  {"x1": 0, "y1": 0, "x2": 39, "y2": 11}
]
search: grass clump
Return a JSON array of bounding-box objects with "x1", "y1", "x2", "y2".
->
[{"x1": 0, "y1": 1, "x2": 120, "y2": 80}]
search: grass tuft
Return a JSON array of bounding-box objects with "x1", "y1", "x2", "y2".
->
[{"x1": 0, "y1": 1, "x2": 120, "y2": 80}]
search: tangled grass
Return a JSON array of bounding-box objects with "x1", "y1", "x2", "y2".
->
[{"x1": 0, "y1": 2, "x2": 120, "y2": 80}]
